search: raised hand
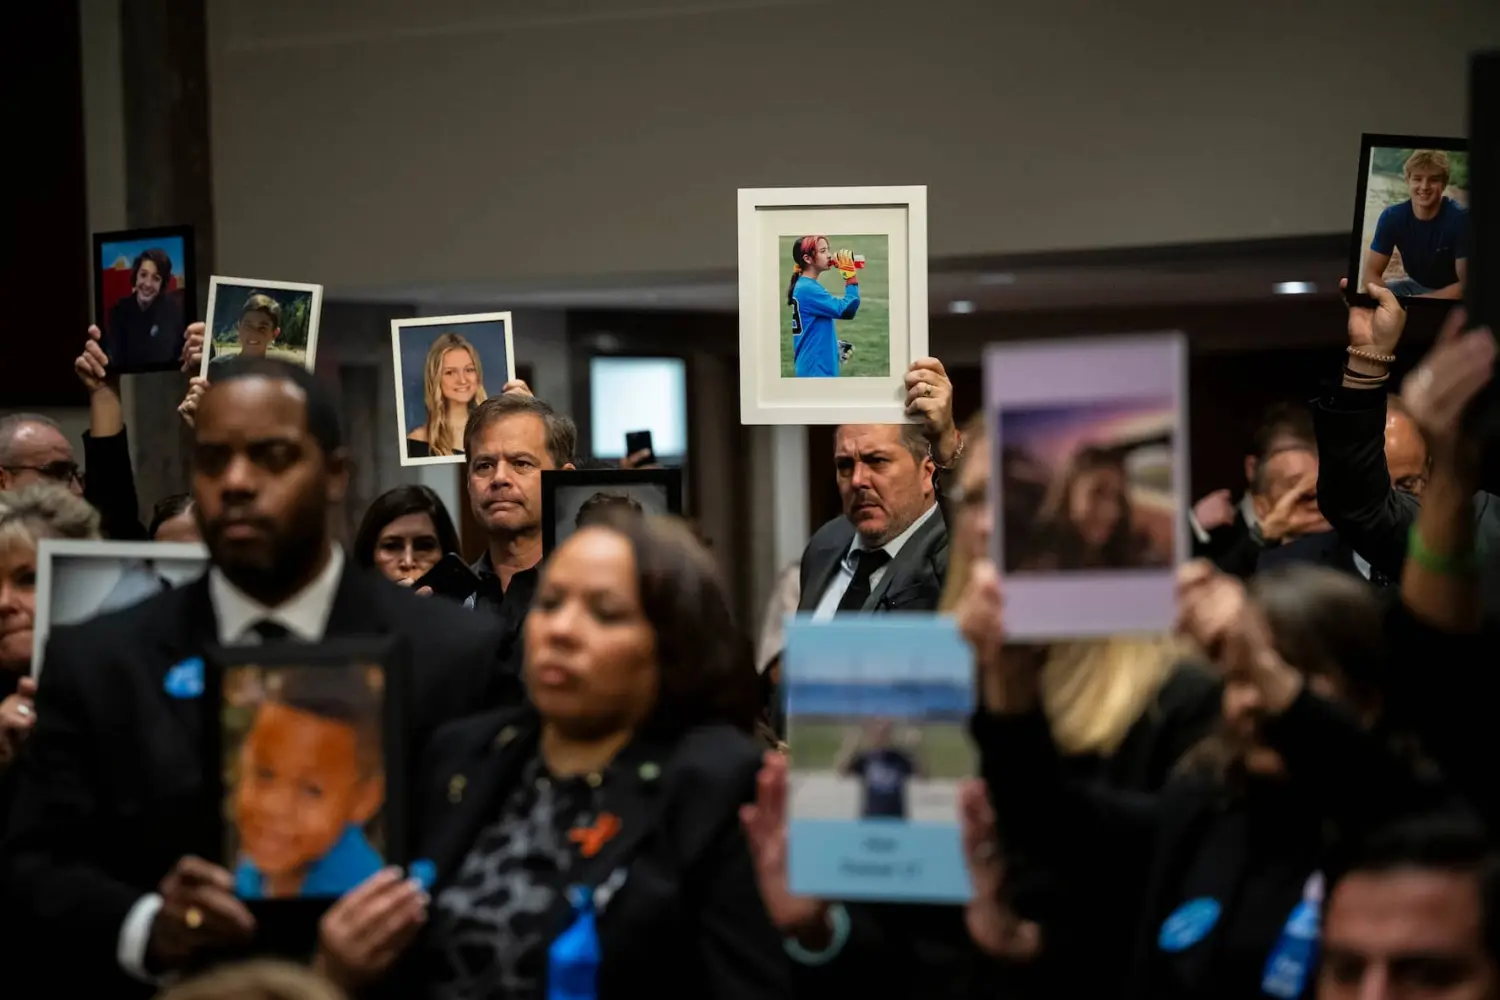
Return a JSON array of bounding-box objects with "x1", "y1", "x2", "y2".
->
[
  {"x1": 178, "y1": 377, "x2": 210, "y2": 429},
  {"x1": 1400, "y1": 307, "x2": 1496, "y2": 464},
  {"x1": 959, "y1": 779, "x2": 1041, "y2": 960},
  {"x1": 74, "y1": 326, "x2": 114, "y2": 394},
  {"x1": 316, "y1": 867, "x2": 428, "y2": 991},
  {"x1": 739, "y1": 751, "x2": 831, "y2": 941},
  {"x1": 1340, "y1": 278, "x2": 1407, "y2": 357},
  {"x1": 180, "y1": 322, "x2": 206, "y2": 373},
  {"x1": 1191, "y1": 489, "x2": 1236, "y2": 533},
  {"x1": 146, "y1": 856, "x2": 256, "y2": 972}
]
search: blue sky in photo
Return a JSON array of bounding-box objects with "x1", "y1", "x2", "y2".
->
[
  {"x1": 99, "y1": 235, "x2": 188, "y2": 273},
  {"x1": 783, "y1": 616, "x2": 971, "y2": 684}
]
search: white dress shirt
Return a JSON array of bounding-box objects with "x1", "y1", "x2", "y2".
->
[
  {"x1": 117, "y1": 547, "x2": 346, "y2": 983},
  {"x1": 812, "y1": 502, "x2": 939, "y2": 620}
]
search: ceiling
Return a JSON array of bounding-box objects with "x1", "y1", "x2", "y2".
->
[{"x1": 340, "y1": 234, "x2": 1351, "y2": 315}]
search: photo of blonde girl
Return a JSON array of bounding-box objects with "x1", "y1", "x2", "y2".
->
[
  {"x1": 406, "y1": 333, "x2": 488, "y2": 459},
  {"x1": 391, "y1": 313, "x2": 516, "y2": 466}
]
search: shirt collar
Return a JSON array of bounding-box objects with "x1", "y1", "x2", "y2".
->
[
  {"x1": 843, "y1": 501, "x2": 939, "y2": 570},
  {"x1": 1238, "y1": 492, "x2": 1260, "y2": 532},
  {"x1": 209, "y1": 546, "x2": 346, "y2": 644}
]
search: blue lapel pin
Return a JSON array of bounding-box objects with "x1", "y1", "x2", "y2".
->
[
  {"x1": 164, "y1": 657, "x2": 205, "y2": 699},
  {"x1": 408, "y1": 859, "x2": 436, "y2": 891}
]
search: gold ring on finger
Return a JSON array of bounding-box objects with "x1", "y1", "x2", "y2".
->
[{"x1": 184, "y1": 906, "x2": 204, "y2": 930}]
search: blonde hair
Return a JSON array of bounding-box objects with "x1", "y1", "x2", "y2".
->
[
  {"x1": 421, "y1": 332, "x2": 488, "y2": 456},
  {"x1": 154, "y1": 961, "x2": 346, "y2": 1000},
  {"x1": 1403, "y1": 149, "x2": 1451, "y2": 186},
  {"x1": 937, "y1": 414, "x2": 1178, "y2": 757},
  {"x1": 1039, "y1": 637, "x2": 1181, "y2": 756},
  {"x1": 0, "y1": 483, "x2": 101, "y2": 552}
]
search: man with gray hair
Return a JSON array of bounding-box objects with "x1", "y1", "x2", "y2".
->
[
  {"x1": 797, "y1": 358, "x2": 960, "y2": 617},
  {"x1": 0, "y1": 414, "x2": 83, "y2": 497},
  {"x1": 460, "y1": 387, "x2": 577, "y2": 679}
]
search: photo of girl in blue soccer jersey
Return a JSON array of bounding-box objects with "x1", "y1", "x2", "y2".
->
[{"x1": 780, "y1": 233, "x2": 891, "y2": 379}]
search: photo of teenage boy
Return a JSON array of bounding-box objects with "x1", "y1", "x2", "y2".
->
[
  {"x1": 211, "y1": 294, "x2": 282, "y2": 369},
  {"x1": 228, "y1": 666, "x2": 385, "y2": 900},
  {"x1": 835, "y1": 718, "x2": 923, "y2": 819},
  {"x1": 100, "y1": 248, "x2": 186, "y2": 371},
  {"x1": 1360, "y1": 148, "x2": 1470, "y2": 300}
]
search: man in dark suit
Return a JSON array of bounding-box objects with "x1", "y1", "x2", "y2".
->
[
  {"x1": 0, "y1": 358, "x2": 516, "y2": 998},
  {"x1": 797, "y1": 359, "x2": 960, "y2": 618},
  {"x1": 781, "y1": 360, "x2": 991, "y2": 999}
]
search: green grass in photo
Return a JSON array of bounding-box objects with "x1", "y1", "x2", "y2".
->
[
  {"x1": 779, "y1": 234, "x2": 891, "y2": 379},
  {"x1": 789, "y1": 719, "x2": 975, "y2": 780}
]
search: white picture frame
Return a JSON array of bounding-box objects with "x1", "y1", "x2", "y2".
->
[
  {"x1": 391, "y1": 312, "x2": 517, "y2": 467},
  {"x1": 737, "y1": 185, "x2": 929, "y2": 425},
  {"x1": 32, "y1": 539, "x2": 209, "y2": 679},
  {"x1": 200, "y1": 275, "x2": 324, "y2": 379}
]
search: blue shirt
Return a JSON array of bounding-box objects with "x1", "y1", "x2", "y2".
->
[
  {"x1": 791, "y1": 275, "x2": 861, "y2": 378},
  {"x1": 1369, "y1": 196, "x2": 1470, "y2": 290},
  {"x1": 235, "y1": 823, "x2": 383, "y2": 899}
]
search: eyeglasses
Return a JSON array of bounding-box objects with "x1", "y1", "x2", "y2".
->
[{"x1": 3, "y1": 462, "x2": 85, "y2": 487}]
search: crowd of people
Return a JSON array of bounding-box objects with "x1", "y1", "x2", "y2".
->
[{"x1": 0, "y1": 282, "x2": 1496, "y2": 1000}]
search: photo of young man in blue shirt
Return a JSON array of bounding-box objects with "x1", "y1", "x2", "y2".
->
[{"x1": 1361, "y1": 148, "x2": 1470, "y2": 300}]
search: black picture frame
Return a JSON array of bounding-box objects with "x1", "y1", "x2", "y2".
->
[
  {"x1": 541, "y1": 468, "x2": 685, "y2": 554},
  {"x1": 91, "y1": 225, "x2": 197, "y2": 374},
  {"x1": 201, "y1": 636, "x2": 411, "y2": 930},
  {"x1": 1344, "y1": 134, "x2": 1469, "y2": 309}
]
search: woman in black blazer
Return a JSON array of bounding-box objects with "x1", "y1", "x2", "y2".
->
[{"x1": 313, "y1": 513, "x2": 790, "y2": 1000}]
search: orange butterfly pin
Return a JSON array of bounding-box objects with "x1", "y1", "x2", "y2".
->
[{"x1": 569, "y1": 812, "x2": 622, "y2": 858}]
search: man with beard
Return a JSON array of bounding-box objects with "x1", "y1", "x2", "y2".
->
[
  {"x1": 101, "y1": 248, "x2": 187, "y2": 371},
  {"x1": 0, "y1": 358, "x2": 514, "y2": 997}
]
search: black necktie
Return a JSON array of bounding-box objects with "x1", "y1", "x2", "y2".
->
[
  {"x1": 838, "y1": 549, "x2": 892, "y2": 612},
  {"x1": 251, "y1": 619, "x2": 291, "y2": 642}
]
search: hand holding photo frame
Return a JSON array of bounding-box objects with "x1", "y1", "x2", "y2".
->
[
  {"x1": 985, "y1": 334, "x2": 1187, "y2": 641},
  {"x1": 202, "y1": 638, "x2": 410, "y2": 920},
  {"x1": 738, "y1": 186, "x2": 928, "y2": 424},
  {"x1": 1345, "y1": 134, "x2": 1470, "y2": 307},
  {"x1": 92, "y1": 226, "x2": 196, "y2": 374},
  {"x1": 391, "y1": 312, "x2": 517, "y2": 466},
  {"x1": 200, "y1": 276, "x2": 323, "y2": 377}
]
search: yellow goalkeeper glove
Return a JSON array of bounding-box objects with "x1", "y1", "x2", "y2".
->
[{"x1": 834, "y1": 249, "x2": 861, "y2": 281}]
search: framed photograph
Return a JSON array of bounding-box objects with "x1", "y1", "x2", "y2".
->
[
  {"x1": 784, "y1": 616, "x2": 974, "y2": 904},
  {"x1": 737, "y1": 186, "x2": 929, "y2": 424},
  {"x1": 986, "y1": 334, "x2": 1187, "y2": 640},
  {"x1": 202, "y1": 637, "x2": 410, "y2": 917},
  {"x1": 92, "y1": 225, "x2": 196, "y2": 374},
  {"x1": 32, "y1": 539, "x2": 208, "y2": 679},
  {"x1": 200, "y1": 276, "x2": 323, "y2": 378},
  {"x1": 1346, "y1": 134, "x2": 1470, "y2": 306},
  {"x1": 391, "y1": 312, "x2": 517, "y2": 467},
  {"x1": 540, "y1": 468, "x2": 684, "y2": 554}
]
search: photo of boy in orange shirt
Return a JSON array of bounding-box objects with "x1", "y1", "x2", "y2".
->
[{"x1": 224, "y1": 665, "x2": 386, "y2": 899}]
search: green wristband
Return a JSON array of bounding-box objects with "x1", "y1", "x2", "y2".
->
[{"x1": 1408, "y1": 524, "x2": 1479, "y2": 576}]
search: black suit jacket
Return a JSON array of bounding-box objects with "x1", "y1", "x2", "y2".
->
[
  {"x1": 384, "y1": 707, "x2": 791, "y2": 1000},
  {"x1": 0, "y1": 566, "x2": 517, "y2": 999},
  {"x1": 797, "y1": 507, "x2": 949, "y2": 613}
]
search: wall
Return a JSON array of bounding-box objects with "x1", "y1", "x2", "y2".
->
[{"x1": 204, "y1": 0, "x2": 1498, "y2": 293}]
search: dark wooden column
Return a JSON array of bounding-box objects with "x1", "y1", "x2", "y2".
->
[{"x1": 119, "y1": 0, "x2": 215, "y2": 508}]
